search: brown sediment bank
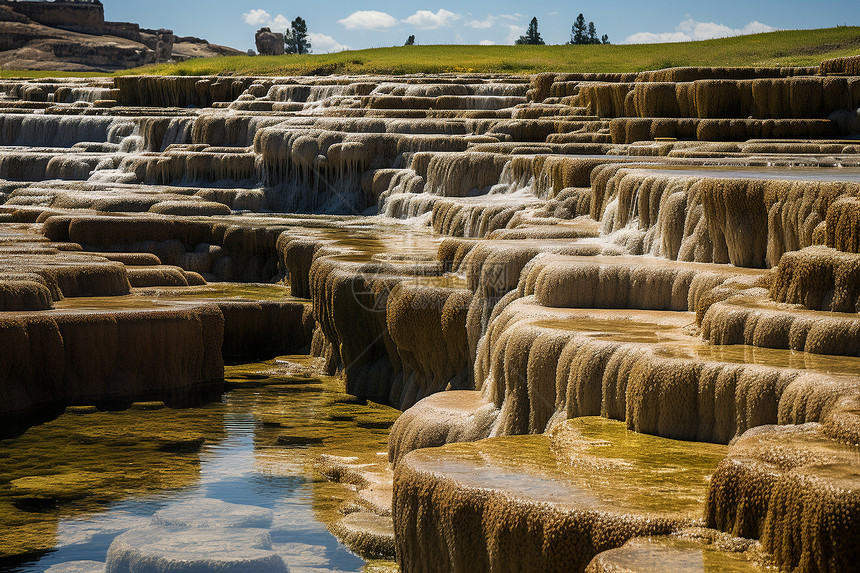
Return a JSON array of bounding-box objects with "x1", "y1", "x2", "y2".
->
[{"x1": 1, "y1": 63, "x2": 860, "y2": 571}]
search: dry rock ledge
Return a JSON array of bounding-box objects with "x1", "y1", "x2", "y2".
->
[{"x1": 1, "y1": 61, "x2": 860, "y2": 571}]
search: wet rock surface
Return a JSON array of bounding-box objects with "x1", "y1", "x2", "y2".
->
[
  {"x1": 151, "y1": 498, "x2": 274, "y2": 529},
  {"x1": 585, "y1": 531, "x2": 772, "y2": 573},
  {"x1": 2, "y1": 66, "x2": 860, "y2": 572},
  {"x1": 45, "y1": 562, "x2": 106, "y2": 573},
  {"x1": 106, "y1": 526, "x2": 289, "y2": 573},
  {"x1": 393, "y1": 418, "x2": 727, "y2": 572},
  {"x1": 330, "y1": 512, "x2": 395, "y2": 560},
  {"x1": 706, "y1": 423, "x2": 860, "y2": 573}
]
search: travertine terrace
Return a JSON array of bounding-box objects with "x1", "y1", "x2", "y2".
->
[{"x1": 2, "y1": 57, "x2": 860, "y2": 572}]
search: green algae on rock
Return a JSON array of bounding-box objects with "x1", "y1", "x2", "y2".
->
[
  {"x1": 706, "y1": 423, "x2": 860, "y2": 573},
  {"x1": 0, "y1": 404, "x2": 225, "y2": 560},
  {"x1": 393, "y1": 417, "x2": 727, "y2": 573}
]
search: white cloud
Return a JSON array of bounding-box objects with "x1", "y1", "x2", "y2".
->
[
  {"x1": 242, "y1": 9, "x2": 271, "y2": 28},
  {"x1": 479, "y1": 39, "x2": 495, "y2": 45},
  {"x1": 466, "y1": 16, "x2": 497, "y2": 29},
  {"x1": 507, "y1": 24, "x2": 526, "y2": 44},
  {"x1": 309, "y1": 33, "x2": 350, "y2": 53},
  {"x1": 404, "y1": 9, "x2": 460, "y2": 29},
  {"x1": 338, "y1": 10, "x2": 398, "y2": 31},
  {"x1": 626, "y1": 31, "x2": 688, "y2": 43},
  {"x1": 270, "y1": 15, "x2": 290, "y2": 33},
  {"x1": 625, "y1": 18, "x2": 776, "y2": 44},
  {"x1": 241, "y1": 9, "x2": 289, "y2": 33},
  {"x1": 465, "y1": 13, "x2": 526, "y2": 30}
]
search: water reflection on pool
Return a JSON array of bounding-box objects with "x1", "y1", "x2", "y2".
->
[{"x1": 1, "y1": 357, "x2": 400, "y2": 573}]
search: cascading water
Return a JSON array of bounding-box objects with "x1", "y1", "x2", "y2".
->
[{"x1": 1, "y1": 68, "x2": 860, "y2": 573}]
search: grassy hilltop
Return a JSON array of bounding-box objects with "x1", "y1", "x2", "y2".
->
[
  {"x1": 125, "y1": 26, "x2": 860, "y2": 76},
  {"x1": 2, "y1": 26, "x2": 859, "y2": 78}
]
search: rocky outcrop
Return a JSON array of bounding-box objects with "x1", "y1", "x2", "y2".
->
[
  {"x1": 0, "y1": 17, "x2": 155, "y2": 72},
  {"x1": 0, "y1": 0, "x2": 105, "y2": 35},
  {"x1": 153, "y1": 29, "x2": 175, "y2": 62},
  {"x1": 0, "y1": 1, "x2": 239, "y2": 72},
  {"x1": 255, "y1": 27, "x2": 285, "y2": 56},
  {"x1": 172, "y1": 36, "x2": 242, "y2": 60}
]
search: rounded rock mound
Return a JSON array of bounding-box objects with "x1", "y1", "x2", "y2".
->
[
  {"x1": 105, "y1": 525, "x2": 289, "y2": 573},
  {"x1": 393, "y1": 417, "x2": 728, "y2": 573},
  {"x1": 586, "y1": 533, "x2": 771, "y2": 573},
  {"x1": 151, "y1": 498, "x2": 274, "y2": 529}
]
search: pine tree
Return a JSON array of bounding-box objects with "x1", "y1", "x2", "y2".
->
[
  {"x1": 571, "y1": 13, "x2": 586, "y2": 45},
  {"x1": 405, "y1": 35, "x2": 415, "y2": 46},
  {"x1": 285, "y1": 16, "x2": 311, "y2": 54},
  {"x1": 516, "y1": 17, "x2": 545, "y2": 45},
  {"x1": 588, "y1": 22, "x2": 598, "y2": 44},
  {"x1": 569, "y1": 15, "x2": 608, "y2": 45}
]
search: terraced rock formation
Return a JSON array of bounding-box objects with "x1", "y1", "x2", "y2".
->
[{"x1": 1, "y1": 57, "x2": 860, "y2": 571}]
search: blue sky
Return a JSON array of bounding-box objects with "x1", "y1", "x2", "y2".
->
[{"x1": 103, "y1": 1, "x2": 859, "y2": 53}]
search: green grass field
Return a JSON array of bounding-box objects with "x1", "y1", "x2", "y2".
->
[{"x1": 2, "y1": 26, "x2": 859, "y2": 78}]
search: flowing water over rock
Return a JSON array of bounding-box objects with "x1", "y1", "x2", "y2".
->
[{"x1": 1, "y1": 62, "x2": 860, "y2": 572}]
